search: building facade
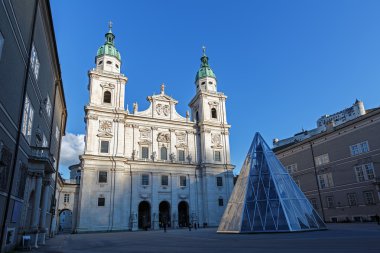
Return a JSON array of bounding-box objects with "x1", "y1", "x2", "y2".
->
[
  {"x1": 77, "y1": 26, "x2": 234, "y2": 232},
  {"x1": 53, "y1": 174, "x2": 79, "y2": 234},
  {"x1": 273, "y1": 103, "x2": 380, "y2": 222},
  {"x1": 0, "y1": 0, "x2": 67, "y2": 251}
]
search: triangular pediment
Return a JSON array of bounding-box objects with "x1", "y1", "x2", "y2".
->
[
  {"x1": 97, "y1": 132, "x2": 113, "y2": 138},
  {"x1": 148, "y1": 93, "x2": 178, "y2": 104},
  {"x1": 217, "y1": 132, "x2": 327, "y2": 233}
]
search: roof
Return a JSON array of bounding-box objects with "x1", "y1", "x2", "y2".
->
[{"x1": 273, "y1": 106, "x2": 380, "y2": 153}]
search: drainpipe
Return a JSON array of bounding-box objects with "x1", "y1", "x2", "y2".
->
[
  {"x1": 309, "y1": 142, "x2": 326, "y2": 222},
  {"x1": 0, "y1": 0, "x2": 39, "y2": 251}
]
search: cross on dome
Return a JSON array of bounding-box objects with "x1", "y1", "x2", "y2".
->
[
  {"x1": 202, "y1": 46, "x2": 206, "y2": 56},
  {"x1": 108, "y1": 20, "x2": 113, "y2": 31}
]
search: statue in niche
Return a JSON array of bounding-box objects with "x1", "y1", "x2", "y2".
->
[
  {"x1": 187, "y1": 153, "x2": 192, "y2": 163},
  {"x1": 151, "y1": 151, "x2": 157, "y2": 161},
  {"x1": 169, "y1": 152, "x2": 176, "y2": 162}
]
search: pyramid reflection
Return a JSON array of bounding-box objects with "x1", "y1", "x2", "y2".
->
[{"x1": 218, "y1": 132, "x2": 327, "y2": 233}]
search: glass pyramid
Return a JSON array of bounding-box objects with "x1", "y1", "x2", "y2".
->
[{"x1": 218, "y1": 132, "x2": 327, "y2": 233}]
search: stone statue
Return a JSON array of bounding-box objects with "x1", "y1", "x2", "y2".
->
[
  {"x1": 161, "y1": 83, "x2": 165, "y2": 94},
  {"x1": 169, "y1": 152, "x2": 176, "y2": 162},
  {"x1": 133, "y1": 102, "x2": 138, "y2": 113}
]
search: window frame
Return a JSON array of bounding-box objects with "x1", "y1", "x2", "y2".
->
[
  {"x1": 30, "y1": 44, "x2": 40, "y2": 80},
  {"x1": 326, "y1": 196, "x2": 334, "y2": 208},
  {"x1": 350, "y1": 141, "x2": 369, "y2": 156},
  {"x1": 21, "y1": 95, "x2": 34, "y2": 143},
  {"x1": 63, "y1": 193, "x2": 70, "y2": 203},
  {"x1": 98, "y1": 197, "x2": 105, "y2": 207},
  {"x1": 218, "y1": 198, "x2": 224, "y2": 206},
  {"x1": 141, "y1": 174, "x2": 149, "y2": 186},
  {"x1": 214, "y1": 150, "x2": 221, "y2": 162},
  {"x1": 216, "y1": 176, "x2": 223, "y2": 187},
  {"x1": 314, "y1": 153, "x2": 329, "y2": 166},
  {"x1": 100, "y1": 140, "x2": 110, "y2": 154},
  {"x1": 103, "y1": 90, "x2": 112, "y2": 104},
  {"x1": 310, "y1": 198, "x2": 318, "y2": 209},
  {"x1": 98, "y1": 171, "x2": 108, "y2": 183},
  {"x1": 45, "y1": 96, "x2": 52, "y2": 117},
  {"x1": 179, "y1": 175, "x2": 187, "y2": 187},
  {"x1": 178, "y1": 150, "x2": 185, "y2": 162},
  {"x1": 354, "y1": 163, "x2": 375, "y2": 182},
  {"x1": 286, "y1": 163, "x2": 298, "y2": 174},
  {"x1": 317, "y1": 173, "x2": 334, "y2": 189},
  {"x1": 347, "y1": 193, "x2": 357, "y2": 206},
  {"x1": 161, "y1": 175, "x2": 169, "y2": 186},
  {"x1": 363, "y1": 191, "x2": 375, "y2": 205},
  {"x1": 160, "y1": 146, "x2": 168, "y2": 160},
  {"x1": 211, "y1": 108, "x2": 217, "y2": 119},
  {"x1": 141, "y1": 146, "x2": 149, "y2": 159}
]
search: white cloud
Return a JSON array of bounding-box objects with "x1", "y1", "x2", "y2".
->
[{"x1": 59, "y1": 133, "x2": 85, "y2": 167}]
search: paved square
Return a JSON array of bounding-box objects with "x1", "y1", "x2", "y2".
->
[{"x1": 28, "y1": 224, "x2": 380, "y2": 253}]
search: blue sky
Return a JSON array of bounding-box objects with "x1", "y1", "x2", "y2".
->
[{"x1": 51, "y1": 0, "x2": 380, "y2": 178}]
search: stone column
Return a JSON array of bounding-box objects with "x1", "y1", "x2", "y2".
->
[
  {"x1": 31, "y1": 173, "x2": 43, "y2": 248},
  {"x1": 38, "y1": 179, "x2": 51, "y2": 244}
]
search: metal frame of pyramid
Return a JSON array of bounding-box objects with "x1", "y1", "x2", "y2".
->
[{"x1": 218, "y1": 132, "x2": 327, "y2": 233}]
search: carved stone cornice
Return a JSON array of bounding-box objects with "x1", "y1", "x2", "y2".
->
[
  {"x1": 97, "y1": 132, "x2": 113, "y2": 138},
  {"x1": 100, "y1": 82, "x2": 115, "y2": 89},
  {"x1": 86, "y1": 114, "x2": 98, "y2": 120},
  {"x1": 138, "y1": 139, "x2": 152, "y2": 145},
  {"x1": 113, "y1": 118, "x2": 125, "y2": 123},
  {"x1": 175, "y1": 143, "x2": 188, "y2": 149}
]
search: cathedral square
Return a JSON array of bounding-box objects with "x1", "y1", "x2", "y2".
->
[{"x1": 1, "y1": 1, "x2": 380, "y2": 252}]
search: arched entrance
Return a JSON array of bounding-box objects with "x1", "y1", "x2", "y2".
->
[
  {"x1": 178, "y1": 201, "x2": 189, "y2": 227},
  {"x1": 159, "y1": 201, "x2": 171, "y2": 228},
  {"x1": 138, "y1": 201, "x2": 151, "y2": 230},
  {"x1": 59, "y1": 209, "x2": 72, "y2": 233}
]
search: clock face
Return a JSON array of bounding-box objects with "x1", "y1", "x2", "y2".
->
[{"x1": 99, "y1": 120, "x2": 112, "y2": 133}]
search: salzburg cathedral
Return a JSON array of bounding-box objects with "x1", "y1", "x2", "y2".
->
[{"x1": 77, "y1": 24, "x2": 234, "y2": 232}]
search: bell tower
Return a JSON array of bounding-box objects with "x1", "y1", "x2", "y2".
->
[
  {"x1": 189, "y1": 47, "x2": 230, "y2": 164},
  {"x1": 87, "y1": 22, "x2": 127, "y2": 110}
]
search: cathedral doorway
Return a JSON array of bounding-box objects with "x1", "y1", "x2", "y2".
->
[
  {"x1": 138, "y1": 201, "x2": 151, "y2": 230},
  {"x1": 178, "y1": 201, "x2": 189, "y2": 227},
  {"x1": 159, "y1": 201, "x2": 171, "y2": 228}
]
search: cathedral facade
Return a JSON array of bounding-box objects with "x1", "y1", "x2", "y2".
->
[{"x1": 77, "y1": 25, "x2": 234, "y2": 232}]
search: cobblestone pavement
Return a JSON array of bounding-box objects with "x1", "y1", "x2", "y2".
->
[{"x1": 18, "y1": 223, "x2": 380, "y2": 253}]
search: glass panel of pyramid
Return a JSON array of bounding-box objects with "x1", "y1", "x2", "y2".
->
[{"x1": 217, "y1": 132, "x2": 327, "y2": 233}]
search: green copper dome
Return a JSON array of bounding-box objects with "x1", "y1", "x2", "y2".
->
[
  {"x1": 195, "y1": 48, "x2": 216, "y2": 82},
  {"x1": 96, "y1": 24, "x2": 121, "y2": 61}
]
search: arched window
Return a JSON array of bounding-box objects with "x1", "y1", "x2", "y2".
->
[
  {"x1": 196, "y1": 111, "x2": 199, "y2": 122},
  {"x1": 161, "y1": 147, "x2": 167, "y2": 160},
  {"x1": 211, "y1": 108, "x2": 217, "y2": 119},
  {"x1": 103, "y1": 91, "x2": 111, "y2": 104}
]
